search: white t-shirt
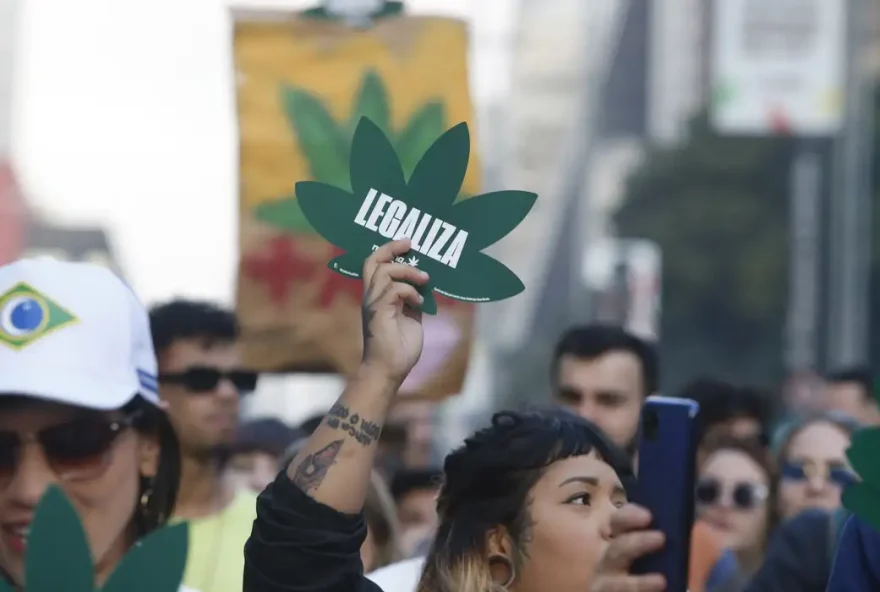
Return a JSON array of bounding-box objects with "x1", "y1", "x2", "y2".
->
[{"x1": 366, "y1": 557, "x2": 426, "y2": 592}]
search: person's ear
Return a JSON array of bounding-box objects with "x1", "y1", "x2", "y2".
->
[
  {"x1": 138, "y1": 431, "x2": 161, "y2": 479},
  {"x1": 485, "y1": 526, "x2": 517, "y2": 587},
  {"x1": 485, "y1": 525, "x2": 513, "y2": 557}
]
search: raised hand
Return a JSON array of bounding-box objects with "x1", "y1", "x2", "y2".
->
[{"x1": 360, "y1": 238, "x2": 429, "y2": 386}]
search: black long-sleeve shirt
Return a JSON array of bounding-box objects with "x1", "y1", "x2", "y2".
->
[{"x1": 244, "y1": 471, "x2": 382, "y2": 592}]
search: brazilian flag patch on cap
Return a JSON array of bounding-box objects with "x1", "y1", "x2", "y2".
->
[{"x1": 0, "y1": 283, "x2": 78, "y2": 350}]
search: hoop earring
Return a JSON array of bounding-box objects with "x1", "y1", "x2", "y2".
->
[
  {"x1": 488, "y1": 554, "x2": 515, "y2": 589},
  {"x1": 139, "y1": 482, "x2": 154, "y2": 514}
]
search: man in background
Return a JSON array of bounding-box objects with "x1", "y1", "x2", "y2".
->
[
  {"x1": 151, "y1": 300, "x2": 258, "y2": 592},
  {"x1": 552, "y1": 324, "x2": 658, "y2": 452},
  {"x1": 825, "y1": 366, "x2": 880, "y2": 426},
  {"x1": 227, "y1": 417, "x2": 301, "y2": 494},
  {"x1": 678, "y1": 377, "x2": 772, "y2": 465},
  {"x1": 680, "y1": 377, "x2": 771, "y2": 443},
  {"x1": 390, "y1": 467, "x2": 443, "y2": 557},
  {"x1": 551, "y1": 324, "x2": 741, "y2": 592},
  {"x1": 387, "y1": 400, "x2": 436, "y2": 468}
]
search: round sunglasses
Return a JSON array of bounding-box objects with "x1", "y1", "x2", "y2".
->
[
  {"x1": 695, "y1": 478, "x2": 768, "y2": 510},
  {"x1": 158, "y1": 366, "x2": 258, "y2": 394},
  {"x1": 0, "y1": 413, "x2": 139, "y2": 488}
]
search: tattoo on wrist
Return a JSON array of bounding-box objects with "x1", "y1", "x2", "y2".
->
[
  {"x1": 325, "y1": 402, "x2": 383, "y2": 447},
  {"x1": 291, "y1": 440, "x2": 343, "y2": 495}
]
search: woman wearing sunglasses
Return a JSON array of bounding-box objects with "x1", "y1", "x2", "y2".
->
[
  {"x1": 696, "y1": 436, "x2": 779, "y2": 577},
  {"x1": 771, "y1": 412, "x2": 860, "y2": 520},
  {"x1": 0, "y1": 259, "x2": 186, "y2": 589}
]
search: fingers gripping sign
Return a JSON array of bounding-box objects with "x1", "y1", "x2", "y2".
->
[
  {"x1": 361, "y1": 239, "x2": 429, "y2": 385},
  {"x1": 592, "y1": 504, "x2": 667, "y2": 592}
]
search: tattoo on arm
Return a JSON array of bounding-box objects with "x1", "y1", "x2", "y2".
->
[
  {"x1": 324, "y1": 402, "x2": 383, "y2": 447},
  {"x1": 291, "y1": 440, "x2": 344, "y2": 495},
  {"x1": 361, "y1": 281, "x2": 391, "y2": 352}
]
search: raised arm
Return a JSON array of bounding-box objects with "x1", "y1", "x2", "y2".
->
[
  {"x1": 244, "y1": 239, "x2": 427, "y2": 592},
  {"x1": 287, "y1": 238, "x2": 427, "y2": 511}
]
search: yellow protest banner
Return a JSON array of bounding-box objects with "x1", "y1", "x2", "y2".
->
[{"x1": 234, "y1": 11, "x2": 480, "y2": 399}]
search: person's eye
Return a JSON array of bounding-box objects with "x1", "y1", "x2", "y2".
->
[
  {"x1": 597, "y1": 393, "x2": 625, "y2": 407},
  {"x1": 565, "y1": 493, "x2": 592, "y2": 506},
  {"x1": 557, "y1": 389, "x2": 582, "y2": 405}
]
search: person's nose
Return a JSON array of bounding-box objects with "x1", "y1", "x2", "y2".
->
[
  {"x1": 576, "y1": 400, "x2": 599, "y2": 422},
  {"x1": 5, "y1": 444, "x2": 56, "y2": 509},
  {"x1": 215, "y1": 377, "x2": 240, "y2": 401},
  {"x1": 805, "y1": 474, "x2": 827, "y2": 494},
  {"x1": 599, "y1": 505, "x2": 616, "y2": 541}
]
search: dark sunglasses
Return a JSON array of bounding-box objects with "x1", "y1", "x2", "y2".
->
[
  {"x1": 780, "y1": 461, "x2": 856, "y2": 487},
  {"x1": 696, "y1": 478, "x2": 768, "y2": 510},
  {"x1": 0, "y1": 414, "x2": 139, "y2": 488},
  {"x1": 159, "y1": 366, "x2": 258, "y2": 394}
]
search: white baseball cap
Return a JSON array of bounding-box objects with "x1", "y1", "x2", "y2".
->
[{"x1": 0, "y1": 257, "x2": 159, "y2": 409}]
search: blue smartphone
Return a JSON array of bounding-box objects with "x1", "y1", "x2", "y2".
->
[{"x1": 630, "y1": 396, "x2": 699, "y2": 592}]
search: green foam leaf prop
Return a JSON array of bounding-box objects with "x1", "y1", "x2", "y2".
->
[
  {"x1": 101, "y1": 523, "x2": 188, "y2": 592},
  {"x1": 2, "y1": 486, "x2": 189, "y2": 592},
  {"x1": 843, "y1": 426, "x2": 880, "y2": 531},
  {"x1": 295, "y1": 116, "x2": 537, "y2": 315},
  {"x1": 26, "y1": 486, "x2": 95, "y2": 591}
]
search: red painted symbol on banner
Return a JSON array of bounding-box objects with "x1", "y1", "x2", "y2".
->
[{"x1": 243, "y1": 236, "x2": 316, "y2": 306}]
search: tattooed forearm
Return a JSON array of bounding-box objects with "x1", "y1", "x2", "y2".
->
[
  {"x1": 290, "y1": 440, "x2": 343, "y2": 495},
  {"x1": 324, "y1": 402, "x2": 383, "y2": 447}
]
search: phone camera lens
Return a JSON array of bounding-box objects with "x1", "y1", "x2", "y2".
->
[{"x1": 643, "y1": 409, "x2": 660, "y2": 441}]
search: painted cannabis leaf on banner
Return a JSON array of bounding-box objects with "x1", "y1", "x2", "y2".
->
[
  {"x1": 0, "y1": 486, "x2": 188, "y2": 592},
  {"x1": 256, "y1": 70, "x2": 450, "y2": 234},
  {"x1": 295, "y1": 117, "x2": 536, "y2": 315}
]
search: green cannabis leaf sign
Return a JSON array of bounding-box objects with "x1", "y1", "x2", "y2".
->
[
  {"x1": 256, "y1": 70, "x2": 449, "y2": 234},
  {"x1": 0, "y1": 486, "x2": 188, "y2": 592},
  {"x1": 296, "y1": 116, "x2": 537, "y2": 315}
]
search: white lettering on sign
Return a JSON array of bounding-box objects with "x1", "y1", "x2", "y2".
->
[{"x1": 355, "y1": 188, "x2": 468, "y2": 269}]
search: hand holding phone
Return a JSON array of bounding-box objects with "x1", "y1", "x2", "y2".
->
[
  {"x1": 630, "y1": 396, "x2": 700, "y2": 592},
  {"x1": 590, "y1": 504, "x2": 667, "y2": 592}
]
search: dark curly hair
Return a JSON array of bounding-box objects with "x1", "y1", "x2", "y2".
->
[
  {"x1": 148, "y1": 299, "x2": 237, "y2": 358},
  {"x1": 416, "y1": 410, "x2": 633, "y2": 592}
]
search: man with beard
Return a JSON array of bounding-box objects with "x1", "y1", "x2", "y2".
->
[
  {"x1": 552, "y1": 325, "x2": 742, "y2": 592},
  {"x1": 151, "y1": 300, "x2": 259, "y2": 592}
]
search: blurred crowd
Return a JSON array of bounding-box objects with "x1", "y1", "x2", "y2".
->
[{"x1": 150, "y1": 298, "x2": 872, "y2": 592}]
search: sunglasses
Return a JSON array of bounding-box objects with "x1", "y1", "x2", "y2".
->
[
  {"x1": 0, "y1": 414, "x2": 139, "y2": 488},
  {"x1": 159, "y1": 366, "x2": 258, "y2": 394},
  {"x1": 696, "y1": 478, "x2": 768, "y2": 510},
  {"x1": 780, "y1": 460, "x2": 856, "y2": 487}
]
